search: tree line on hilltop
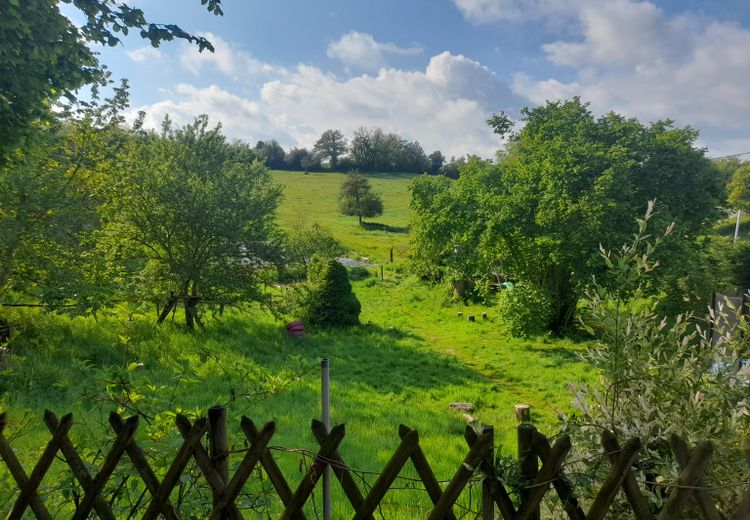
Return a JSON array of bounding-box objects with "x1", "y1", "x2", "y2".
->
[{"x1": 254, "y1": 128, "x2": 465, "y2": 176}]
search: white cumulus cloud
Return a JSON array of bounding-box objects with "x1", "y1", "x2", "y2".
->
[
  {"x1": 507, "y1": 0, "x2": 750, "y2": 155},
  {"x1": 326, "y1": 31, "x2": 423, "y2": 70},
  {"x1": 452, "y1": 0, "x2": 575, "y2": 23},
  {"x1": 126, "y1": 46, "x2": 162, "y2": 63},
  {"x1": 132, "y1": 51, "x2": 525, "y2": 159},
  {"x1": 178, "y1": 32, "x2": 286, "y2": 79}
]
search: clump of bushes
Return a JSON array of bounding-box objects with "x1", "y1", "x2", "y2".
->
[
  {"x1": 348, "y1": 266, "x2": 371, "y2": 281},
  {"x1": 295, "y1": 257, "x2": 361, "y2": 328},
  {"x1": 565, "y1": 212, "x2": 750, "y2": 515},
  {"x1": 497, "y1": 282, "x2": 552, "y2": 337}
]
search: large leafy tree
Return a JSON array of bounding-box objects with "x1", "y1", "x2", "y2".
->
[
  {"x1": 410, "y1": 98, "x2": 724, "y2": 331},
  {"x1": 285, "y1": 147, "x2": 319, "y2": 171},
  {"x1": 0, "y1": 84, "x2": 129, "y2": 310},
  {"x1": 103, "y1": 115, "x2": 282, "y2": 329},
  {"x1": 409, "y1": 158, "x2": 497, "y2": 296},
  {"x1": 0, "y1": 0, "x2": 222, "y2": 159},
  {"x1": 254, "y1": 139, "x2": 286, "y2": 170},
  {"x1": 339, "y1": 171, "x2": 383, "y2": 225},
  {"x1": 349, "y1": 127, "x2": 429, "y2": 173},
  {"x1": 727, "y1": 162, "x2": 750, "y2": 212},
  {"x1": 313, "y1": 129, "x2": 348, "y2": 170},
  {"x1": 428, "y1": 150, "x2": 445, "y2": 175},
  {"x1": 490, "y1": 100, "x2": 721, "y2": 329}
]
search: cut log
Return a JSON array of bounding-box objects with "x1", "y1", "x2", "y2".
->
[{"x1": 449, "y1": 402, "x2": 475, "y2": 412}]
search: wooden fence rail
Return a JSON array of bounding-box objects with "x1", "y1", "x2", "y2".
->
[{"x1": 0, "y1": 407, "x2": 748, "y2": 519}]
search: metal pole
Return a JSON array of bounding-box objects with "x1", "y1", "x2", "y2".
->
[
  {"x1": 322, "y1": 358, "x2": 331, "y2": 520},
  {"x1": 735, "y1": 209, "x2": 742, "y2": 243}
]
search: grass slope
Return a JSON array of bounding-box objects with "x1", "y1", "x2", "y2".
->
[
  {"x1": 270, "y1": 170, "x2": 416, "y2": 263},
  {"x1": 0, "y1": 169, "x2": 595, "y2": 516}
]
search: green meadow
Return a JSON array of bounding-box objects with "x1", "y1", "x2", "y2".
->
[
  {"x1": 0, "y1": 170, "x2": 595, "y2": 516},
  {"x1": 270, "y1": 170, "x2": 415, "y2": 263}
]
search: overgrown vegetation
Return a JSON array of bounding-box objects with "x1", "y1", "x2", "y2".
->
[
  {"x1": 566, "y1": 205, "x2": 750, "y2": 513},
  {"x1": 2, "y1": 2, "x2": 750, "y2": 514}
]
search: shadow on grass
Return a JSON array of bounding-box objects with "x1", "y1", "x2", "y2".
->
[
  {"x1": 523, "y1": 344, "x2": 582, "y2": 364},
  {"x1": 360, "y1": 221, "x2": 410, "y2": 234},
  {"x1": 2, "y1": 310, "x2": 491, "y2": 412},
  {"x1": 212, "y1": 317, "x2": 488, "y2": 394}
]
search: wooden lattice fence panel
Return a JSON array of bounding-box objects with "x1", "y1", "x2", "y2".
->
[{"x1": 0, "y1": 407, "x2": 749, "y2": 519}]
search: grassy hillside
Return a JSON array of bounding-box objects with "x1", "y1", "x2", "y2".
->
[
  {"x1": 0, "y1": 169, "x2": 596, "y2": 516},
  {"x1": 270, "y1": 170, "x2": 417, "y2": 263}
]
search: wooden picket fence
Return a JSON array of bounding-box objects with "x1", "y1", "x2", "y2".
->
[{"x1": 1, "y1": 406, "x2": 749, "y2": 519}]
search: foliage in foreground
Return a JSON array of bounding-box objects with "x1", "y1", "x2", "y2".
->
[
  {"x1": 0, "y1": 0, "x2": 221, "y2": 160},
  {"x1": 566, "y1": 205, "x2": 750, "y2": 514}
]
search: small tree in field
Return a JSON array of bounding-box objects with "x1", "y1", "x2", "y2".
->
[{"x1": 339, "y1": 171, "x2": 383, "y2": 225}]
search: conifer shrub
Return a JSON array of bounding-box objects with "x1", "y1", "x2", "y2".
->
[{"x1": 296, "y1": 258, "x2": 361, "y2": 328}]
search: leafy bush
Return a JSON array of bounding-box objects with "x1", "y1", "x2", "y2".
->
[
  {"x1": 348, "y1": 266, "x2": 371, "y2": 281},
  {"x1": 296, "y1": 258, "x2": 361, "y2": 328},
  {"x1": 565, "y1": 206, "x2": 750, "y2": 514},
  {"x1": 497, "y1": 282, "x2": 552, "y2": 337},
  {"x1": 284, "y1": 222, "x2": 345, "y2": 265},
  {"x1": 728, "y1": 239, "x2": 750, "y2": 292}
]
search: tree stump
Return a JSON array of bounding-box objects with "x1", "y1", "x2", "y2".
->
[{"x1": 515, "y1": 404, "x2": 531, "y2": 423}]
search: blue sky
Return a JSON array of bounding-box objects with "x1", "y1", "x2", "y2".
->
[{"x1": 64, "y1": 0, "x2": 750, "y2": 158}]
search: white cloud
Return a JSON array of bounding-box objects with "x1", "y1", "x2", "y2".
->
[
  {"x1": 452, "y1": 0, "x2": 575, "y2": 24},
  {"x1": 178, "y1": 32, "x2": 286, "y2": 79},
  {"x1": 130, "y1": 84, "x2": 295, "y2": 145},
  {"x1": 326, "y1": 31, "x2": 423, "y2": 70},
  {"x1": 129, "y1": 2, "x2": 750, "y2": 161},
  {"x1": 132, "y1": 52, "x2": 524, "y2": 158},
  {"x1": 512, "y1": 0, "x2": 750, "y2": 153},
  {"x1": 126, "y1": 46, "x2": 162, "y2": 63},
  {"x1": 259, "y1": 52, "x2": 524, "y2": 157}
]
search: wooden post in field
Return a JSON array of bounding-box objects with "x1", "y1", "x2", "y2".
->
[
  {"x1": 390, "y1": 247, "x2": 394, "y2": 263},
  {"x1": 380, "y1": 265, "x2": 384, "y2": 281},
  {"x1": 208, "y1": 405, "x2": 229, "y2": 517},
  {"x1": 515, "y1": 405, "x2": 531, "y2": 423},
  {"x1": 517, "y1": 405, "x2": 539, "y2": 520}
]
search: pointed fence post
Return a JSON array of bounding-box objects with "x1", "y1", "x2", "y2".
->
[
  {"x1": 517, "y1": 406, "x2": 539, "y2": 520},
  {"x1": 322, "y1": 358, "x2": 332, "y2": 520},
  {"x1": 481, "y1": 426, "x2": 495, "y2": 520},
  {"x1": 208, "y1": 405, "x2": 229, "y2": 518}
]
